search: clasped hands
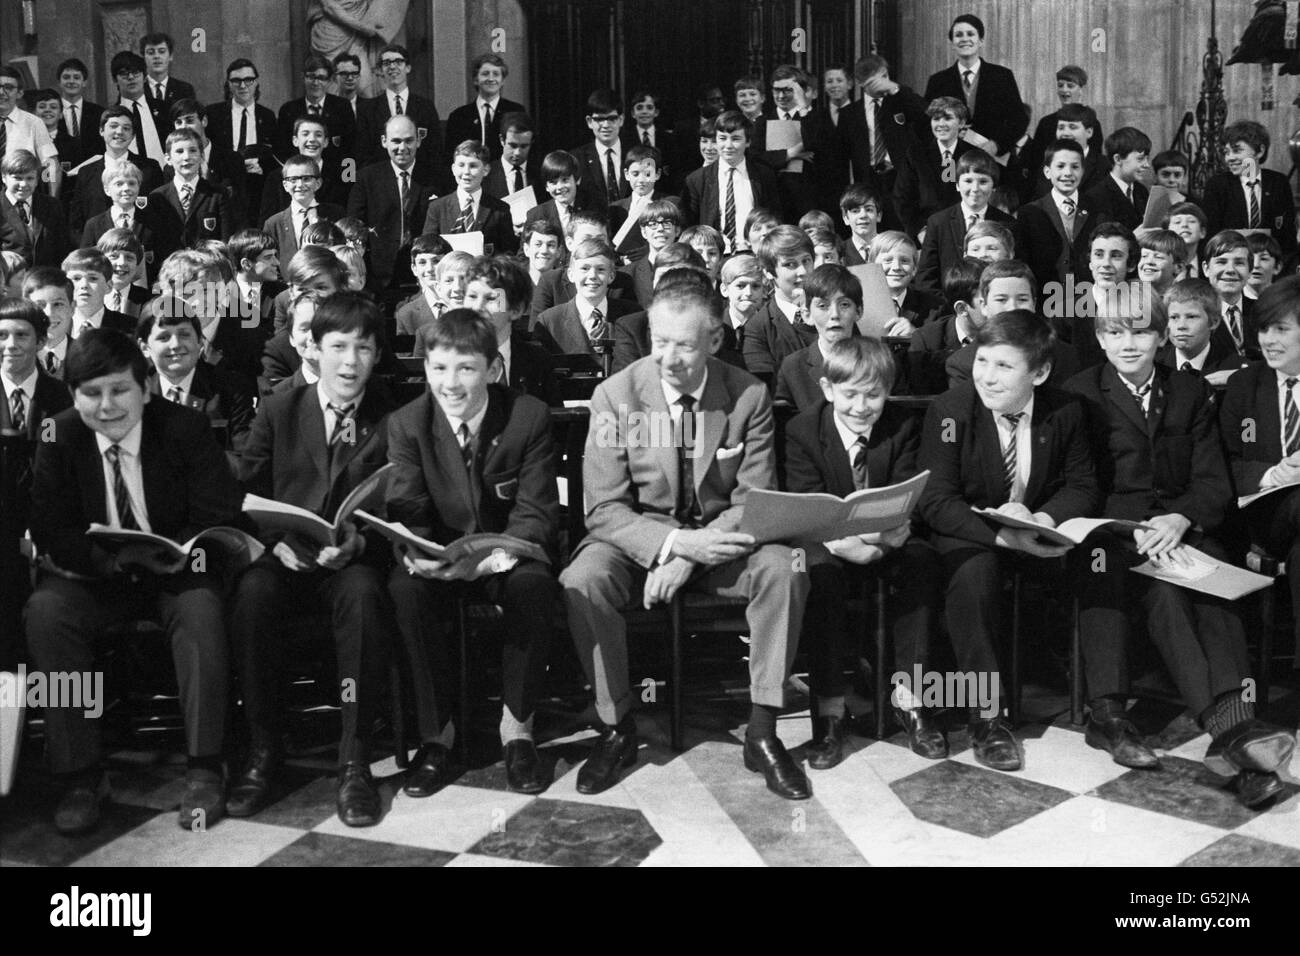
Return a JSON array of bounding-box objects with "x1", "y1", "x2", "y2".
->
[
  {"x1": 642, "y1": 528, "x2": 756, "y2": 609},
  {"x1": 824, "y1": 521, "x2": 910, "y2": 565},
  {"x1": 273, "y1": 521, "x2": 366, "y2": 572}
]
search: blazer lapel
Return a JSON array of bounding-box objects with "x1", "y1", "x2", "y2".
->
[
  {"x1": 636, "y1": 362, "x2": 679, "y2": 499},
  {"x1": 328, "y1": 389, "x2": 381, "y2": 486},
  {"x1": 1256, "y1": 367, "x2": 1283, "y2": 461},
  {"x1": 138, "y1": 414, "x2": 172, "y2": 531},
  {"x1": 423, "y1": 393, "x2": 476, "y2": 526},
  {"x1": 76, "y1": 425, "x2": 110, "y2": 526},
  {"x1": 975, "y1": 404, "x2": 1007, "y2": 504},
  {"x1": 693, "y1": 366, "x2": 727, "y2": 494},
  {"x1": 1100, "y1": 363, "x2": 1149, "y2": 436},
  {"x1": 819, "y1": 406, "x2": 856, "y2": 496},
  {"x1": 298, "y1": 385, "x2": 330, "y2": 493},
  {"x1": 947, "y1": 206, "x2": 965, "y2": 253},
  {"x1": 1146, "y1": 369, "x2": 1167, "y2": 441}
]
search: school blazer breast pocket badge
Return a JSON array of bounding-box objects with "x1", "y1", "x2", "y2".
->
[
  {"x1": 1275, "y1": 215, "x2": 1285, "y2": 230},
  {"x1": 893, "y1": 113, "x2": 906, "y2": 125},
  {"x1": 493, "y1": 478, "x2": 519, "y2": 501},
  {"x1": 202, "y1": 216, "x2": 217, "y2": 232}
]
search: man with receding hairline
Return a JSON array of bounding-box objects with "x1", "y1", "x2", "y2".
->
[
  {"x1": 561, "y1": 283, "x2": 812, "y2": 800},
  {"x1": 346, "y1": 114, "x2": 430, "y2": 289}
]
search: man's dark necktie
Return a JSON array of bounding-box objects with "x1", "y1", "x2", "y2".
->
[
  {"x1": 512, "y1": 164, "x2": 524, "y2": 193},
  {"x1": 105, "y1": 444, "x2": 139, "y2": 530},
  {"x1": 1131, "y1": 380, "x2": 1152, "y2": 414},
  {"x1": 16, "y1": 201, "x2": 29, "y2": 227},
  {"x1": 642, "y1": 129, "x2": 651, "y2": 147},
  {"x1": 393, "y1": 94, "x2": 404, "y2": 116},
  {"x1": 1247, "y1": 180, "x2": 1261, "y2": 228},
  {"x1": 179, "y1": 184, "x2": 192, "y2": 219},
  {"x1": 10, "y1": 387, "x2": 26, "y2": 433},
  {"x1": 69, "y1": 104, "x2": 79, "y2": 138},
  {"x1": 1285, "y1": 378, "x2": 1300, "y2": 457},
  {"x1": 1225, "y1": 306, "x2": 1241, "y2": 347},
  {"x1": 851, "y1": 435, "x2": 869, "y2": 491},
  {"x1": 237, "y1": 108, "x2": 248, "y2": 151},
  {"x1": 481, "y1": 103, "x2": 492, "y2": 143},
  {"x1": 130, "y1": 100, "x2": 145, "y2": 153},
  {"x1": 604, "y1": 148, "x2": 619, "y2": 205},
  {"x1": 676, "y1": 394, "x2": 700, "y2": 524},
  {"x1": 589, "y1": 307, "x2": 608, "y2": 343},
  {"x1": 45, "y1": 352, "x2": 58, "y2": 375},
  {"x1": 399, "y1": 170, "x2": 410, "y2": 246},
  {"x1": 871, "y1": 99, "x2": 886, "y2": 167},
  {"x1": 0, "y1": 118, "x2": 7, "y2": 158},
  {"x1": 1181, "y1": 361, "x2": 1196, "y2": 374}
]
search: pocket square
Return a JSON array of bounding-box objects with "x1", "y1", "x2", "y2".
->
[{"x1": 716, "y1": 444, "x2": 744, "y2": 460}]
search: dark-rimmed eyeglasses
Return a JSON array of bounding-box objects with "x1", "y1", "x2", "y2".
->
[{"x1": 229, "y1": 76, "x2": 258, "y2": 86}]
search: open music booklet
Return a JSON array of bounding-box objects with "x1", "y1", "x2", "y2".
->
[
  {"x1": 972, "y1": 510, "x2": 1153, "y2": 547},
  {"x1": 241, "y1": 463, "x2": 396, "y2": 548},
  {"x1": 354, "y1": 511, "x2": 550, "y2": 565},
  {"x1": 740, "y1": 471, "x2": 929, "y2": 544},
  {"x1": 86, "y1": 525, "x2": 265, "y2": 564}
]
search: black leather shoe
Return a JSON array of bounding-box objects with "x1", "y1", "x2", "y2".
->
[
  {"x1": 743, "y1": 734, "x2": 811, "y2": 799},
  {"x1": 807, "y1": 715, "x2": 846, "y2": 770},
  {"x1": 337, "y1": 762, "x2": 381, "y2": 827},
  {"x1": 53, "y1": 773, "x2": 109, "y2": 835},
  {"x1": 894, "y1": 707, "x2": 949, "y2": 759},
  {"x1": 503, "y1": 739, "x2": 546, "y2": 794},
  {"x1": 1236, "y1": 769, "x2": 1285, "y2": 809},
  {"x1": 1085, "y1": 715, "x2": 1160, "y2": 769},
  {"x1": 576, "y1": 724, "x2": 639, "y2": 794},
  {"x1": 226, "y1": 747, "x2": 279, "y2": 818},
  {"x1": 402, "y1": 742, "x2": 455, "y2": 798},
  {"x1": 968, "y1": 717, "x2": 1022, "y2": 771},
  {"x1": 1204, "y1": 720, "x2": 1296, "y2": 777},
  {"x1": 178, "y1": 768, "x2": 226, "y2": 830}
]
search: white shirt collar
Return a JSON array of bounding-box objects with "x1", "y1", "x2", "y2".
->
[
  {"x1": 992, "y1": 392, "x2": 1034, "y2": 426},
  {"x1": 391, "y1": 160, "x2": 414, "y2": 181},
  {"x1": 833, "y1": 411, "x2": 871, "y2": 454},
  {"x1": 1176, "y1": 339, "x2": 1212, "y2": 369},
  {"x1": 575, "y1": 295, "x2": 611, "y2": 329},
  {"x1": 1052, "y1": 188, "x2": 1079, "y2": 212},
  {"x1": 74, "y1": 308, "x2": 106, "y2": 334},
  {"x1": 447, "y1": 398, "x2": 489, "y2": 441},
  {"x1": 960, "y1": 58, "x2": 983, "y2": 78},
  {"x1": 316, "y1": 382, "x2": 364, "y2": 416},
  {"x1": 456, "y1": 187, "x2": 482, "y2": 207},
  {"x1": 1, "y1": 366, "x2": 38, "y2": 400},
  {"x1": 959, "y1": 203, "x2": 986, "y2": 223},
  {"x1": 158, "y1": 366, "x2": 198, "y2": 396},
  {"x1": 94, "y1": 420, "x2": 143, "y2": 458},
  {"x1": 172, "y1": 173, "x2": 199, "y2": 195},
  {"x1": 301, "y1": 363, "x2": 319, "y2": 384},
  {"x1": 1111, "y1": 171, "x2": 1134, "y2": 195},
  {"x1": 774, "y1": 291, "x2": 801, "y2": 323},
  {"x1": 475, "y1": 95, "x2": 500, "y2": 112},
  {"x1": 1118, "y1": 368, "x2": 1156, "y2": 400}
]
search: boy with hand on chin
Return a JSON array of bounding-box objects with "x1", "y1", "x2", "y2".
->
[
  {"x1": 386, "y1": 309, "x2": 560, "y2": 796},
  {"x1": 918, "y1": 309, "x2": 1100, "y2": 770}
]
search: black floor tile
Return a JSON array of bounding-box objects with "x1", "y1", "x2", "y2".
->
[
  {"x1": 890, "y1": 760, "x2": 1073, "y2": 838},
  {"x1": 467, "y1": 798, "x2": 661, "y2": 866},
  {"x1": 259, "y1": 831, "x2": 456, "y2": 867},
  {"x1": 1179, "y1": 833, "x2": 1300, "y2": 867}
]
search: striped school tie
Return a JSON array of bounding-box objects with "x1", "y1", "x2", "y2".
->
[
  {"x1": 104, "y1": 444, "x2": 139, "y2": 530},
  {"x1": 1285, "y1": 378, "x2": 1300, "y2": 457},
  {"x1": 1247, "y1": 180, "x2": 1261, "y2": 229},
  {"x1": 723, "y1": 166, "x2": 736, "y2": 249},
  {"x1": 1001, "y1": 412, "x2": 1024, "y2": 500}
]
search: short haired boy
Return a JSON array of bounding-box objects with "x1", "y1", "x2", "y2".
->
[
  {"x1": 1245, "y1": 232, "x2": 1282, "y2": 299},
  {"x1": 1158, "y1": 277, "x2": 1245, "y2": 382},
  {"x1": 784, "y1": 336, "x2": 945, "y2": 765},
  {"x1": 918, "y1": 310, "x2": 1100, "y2": 769},
  {"x1": 839, "y1": 184, "x2": 882, "y2": 265},
  {"x1": 421, "y1": 140, "x2": 518, "y2": 254},
  {"x1": 1201, "y1": 120, "x2": 1297, "y2": 256},
  {"x1": 0, "y1": 296, "x2": 73, "y2": 666},
  {"x1": 1203, "y1": 230, "x2": 1258, "y2": 358},
  {"x1": 395, "y1": 234, "x2": 453, "y2": 336},
  {"x1": 742, "y1": 225, "x2": 817, "y2": 388},
  {"x1": 442, "y1": 53, "x2": 526, "y2": 164},
  {"x1": 22, "y1": 267, "x2": 74, "y2": 377},
  {"x1": 774, "y1": 264, "x2": 861, "y2": 409},
  {"x1": 1168, "y1": 201, "x2": 1208, "y2": 279},
  {"x1": 1136, "y1": 228, "x2": 1185, "y2": 300},
  {"x1": 1017, "y1": 138, "x2": 1093, "y2": 291},
  {"x1": 1152, "y1": 150, "x2": 1192, "y2": 206},
  {"x1": 535, "y1": 236, "x2": 638, "y2": 354},
  {"x1": 569, "y1": 90, "x2": 630, "y2": 214},
  {"x1": 1220, "y1": 280, "x2": 1300, "y2": 792},
  {"x1": 1063, "y1": 302, "x2": 1290, "y2": 798},
  {"x1": 915, "y1": 150, "x2": 1017, "y2": 294},
  {"x1": 230, "y1": 291, "x2": 399, "y2": 827},
  {"x1": 149, "y1": 128, "x2": 232, "y2": 264},
  {"x1": 1024, "y1": 66, "x2": 1105, "y2": 182},
  {"x1": 137, "y1": 297, "x2": 255, "y2": 455},
  {"x1": 68, "y1": 107, "x2": 164, "y2": 234},
  {"x1": 1081, "y1": 127, "x2": 1152, "y2": 232},
  {"x1": 387, "y1": 309, "x2": 561, "y2": 795},
  {"x1": 622, "y1": 198, "x2": 683, "y2": 307},
  {"x1": 522, "y1": 150, "x2": 584, "y2": 237},
  {"x1": 62, "y1": 247, "x2": 134, "y2": 338},
  {"x1": 81, "y1": 164, "x2": 155, "y2": 273},
  {"x1": 894, "y1": 96, "x2": 972, "y2": 239},
  {"x1": 907, "y1": 255, "x2": 984, "y2": 393},
  {"x1": 25, "y1": 328, "x2": 241, "y2": 833},
  {"x1": 872, "y1": 230, "x2": 944, "y2": 332},
  {"x1": 456, "y1": 254, "x2": 562, "y2": 406},
  {"x1": 682, "y1": 111, "x2": 779, "y2": 252},
  {"x1": 2, "y1": 149, "x2": 73, "y2": 268},
  {"x1": 610, "y1": 146, "x2": 678, "y2": 262},
  {"x1": 262, "y1": 154, "x2": 346, "y2": 265}
]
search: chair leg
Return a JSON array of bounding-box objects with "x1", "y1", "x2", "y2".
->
[
  {"x1": 457, "y1": 594, "x2": 471, "y2": 764},
  {"x1": 1070, "y1": 597, "x2": 1085, "y2": 726},
  {"x1": 1256, "y1": 582, "x2": 1278, "y2": 718},
  {"x1": 390, "y1": 661, "x2": 410, "y2": 769},
  {"x1": 669, "y1": 593, "x2": 684, "y2": 752},
  {"x1": 873, "y1": 577, "x2": 889, "y2": 740},
  {"x1": 1009, "y1": 570, "x2": 1022, "y2": 727}
]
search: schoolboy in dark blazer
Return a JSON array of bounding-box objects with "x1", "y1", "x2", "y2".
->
[
  {"x1": 923, "y1": 14, "x2": 1029, "y2": 159},
  {"x1": 148, "y1": 129, "x2": 232, "y2": 265},
  {"x1": 1017, "y1": 139, "x2": 1093, "y2": 291},
  {"x1": 442, "y1": 53, "x2": 526, "y2": 164},
  {"x1": 345, "y1": 116, "x2": 430, "y2": 290},
  {"x1": 682, "y1": 112, "x2": 779, "y2": 247},
  {"x1": 915, "y1": 150, "x2": 1016, "y2": 294},
  {"x1": 420, "y1": 140, "x2": 517, "y2": 254},
  {"x1": 1068, "y1": 303, "x2": 1294, "y2": 805},
  {"x1": 918, "y1": 310, "x2": 1099, "y2": 771},
  {"x1": 387, "y1": 311, "x2": 560, "y2": 796},
  {"x1": 1, "y1": 157, "x2": 72, "y2": 268},
  {"x1": 784, "y1": 338, "x2": 944, "y2": 765},
  {"x1": 1201, "y1": 121, "x2": 1297, "y2": 257},
  {"x1": 24, "y1": 330, "x2": 240, "y2": 834},
  {"x1": 228, "y1": 292, "x2": 398, "y2": 828}
]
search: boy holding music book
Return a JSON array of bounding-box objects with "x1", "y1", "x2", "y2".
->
[
  {"x1": 1062, "y1": 297, "x2": 1292, "y2": 797},
  {"x1": 24, "y1": 329, "x2": 241, "y2": 834},
  {"x1": 918, "y1": 309, "x2": 1100, "y2": 771},
  {"x1": 783, "y1": 337, "x2": 944, "y2": 767},
  {"x1": 228, "y1": 291, "x2": 398, "y2": 828},
  {"x1": 385, "y1": 309, "x2": 560, "y2": 796}
]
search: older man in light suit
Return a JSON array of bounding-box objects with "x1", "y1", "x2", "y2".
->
[{"x1": 561, "y1": 283, "x2": 811, "y2": 799}]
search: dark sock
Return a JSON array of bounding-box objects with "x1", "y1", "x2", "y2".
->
[
  {"x1": 613, "y1": 712, "x2": 637, "y2": 735},
  {"x1": 746, "y1": 703, "x2": 779, "y2": 740},
  {"x1": 187, "y1": 754, "x2": 223, "y2": 775},
  {"x1": 1205, "y1": 692, "x2": 1255, "y2": 741},
  {"x1": 1089, "y1": 696, "x2": 1127, "y2": 721}
]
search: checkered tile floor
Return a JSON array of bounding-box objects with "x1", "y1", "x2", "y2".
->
[{"x1": 5, "y1": 686, "x2": 1299, "y2": 867}]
